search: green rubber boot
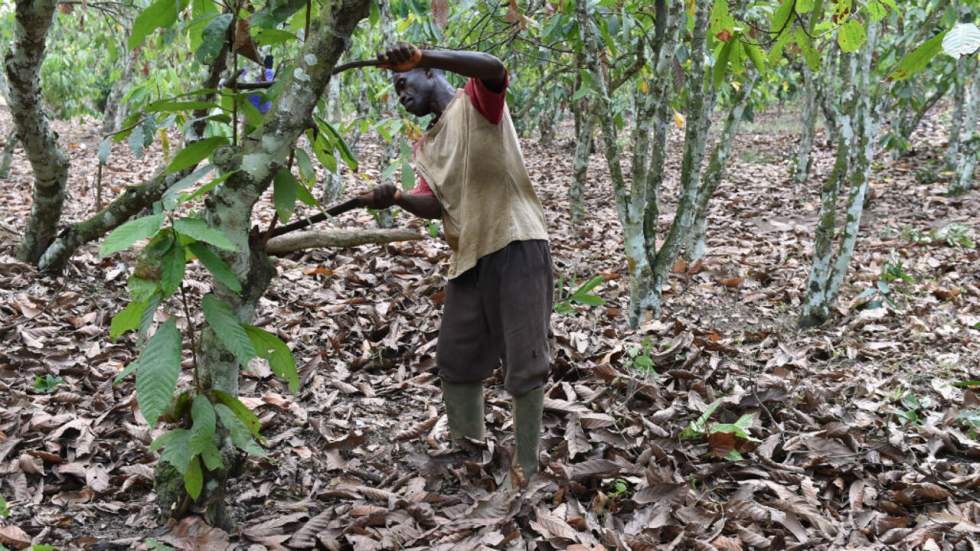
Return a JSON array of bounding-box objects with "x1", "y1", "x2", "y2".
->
[
  {"x1": 442, "y1": 382, "x2": 485, "y2": 442},
  {"x1": 512, "y1": 387, "x2": 544, "y2": 477}
]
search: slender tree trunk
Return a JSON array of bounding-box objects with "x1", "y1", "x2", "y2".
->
[
  {"x1": 569, "y1": 103, "x2": 593, "y2": 224},
  {"x1": 800, "y1": 23, "x2": 879, "y2": 327},
  {"x1": 684, "y1": 74, "x2": 758, "y2": 262},
  {"x1": 5, "y1": 0, "x2": 70, "y2": 264},
  {"x1": 0, "y1": 130, "x2": 16, "y2": 180},
  {"x1": 950, "y1": 59, "x2": 978, "y2": 195},
  {"x1": 101, "y1": 46, "x2": 136, "y2": 135},
  {"x1": 795, "y1": 64, "x2": 818, "y2": 183},
  {"x1": 152, "y1": 0, "x2": 371, "y2": 524},
  {"x1": 946, "y1": 56, "x2": 967, "y2": 170}
]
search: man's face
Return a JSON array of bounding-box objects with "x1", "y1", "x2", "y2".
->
[{"x1": 393, "y1": 69, "x2": 434, "y2": 117}]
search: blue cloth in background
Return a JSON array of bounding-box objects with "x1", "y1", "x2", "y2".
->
[{"x1": 247, "y1": 67, "x2": 274, "y2": 114}]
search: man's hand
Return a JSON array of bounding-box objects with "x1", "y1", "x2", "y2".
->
[
  {"x1": 378, "y1": 43, "x2": 423, "y2": 72},
  {"x1": 359, "y1": 184, "x2": 398, "y2": 210}
]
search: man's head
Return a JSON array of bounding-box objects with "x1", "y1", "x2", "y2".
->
[{"x1": 392, "y1": 68, "x2": 446, "y2": 117}]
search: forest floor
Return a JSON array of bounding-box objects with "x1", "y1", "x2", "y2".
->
[{"x1": 0, "y1": 103, "x2": 978, "y2": 551}]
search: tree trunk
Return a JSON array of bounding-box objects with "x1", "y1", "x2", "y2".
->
[
  {"x1": 101, "y1": 46, "x2": 135, "y2": 135},
  {"x1": 569, "y1": 103, "x2": 593, "y2": 224},
  {"x1": 946, "y1": 55, "x2": 967, "y2": 170},
  {"x1": 5, "y1": 0, "x2": 70, "y2": 264},
  {"x1": 684, "y1": 74, "x2": 758, "y2": 262},
  {"x1": 795, "y1": 64, "x2": 818, "y2": 184},
  {"x1": 0, "y1": 130, "x2": 16, "y2": 180},
  {"x1": 152, "y1": 0, "x2": 372, "y2": 526},
  {"x1": 949, "y1": 58, "x2": 978, "y2": 195},
  {"x1": 800, "y1": 23, "x2": 879, "y2": 327}
]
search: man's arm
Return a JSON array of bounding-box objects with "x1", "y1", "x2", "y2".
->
[
  {"x1": 359, "y1": 184, "x2": 442, "y2": 220},
  {"x1": 381, "y1": 44, "x2": 507, "y2": 92},
  {"x1": 395, "y1": 190, "x2": 442, "y2": 219}
]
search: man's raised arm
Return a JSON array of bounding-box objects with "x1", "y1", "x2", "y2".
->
[{"x1": 380, "y1": 44, "x2": 507, "y2": 92}]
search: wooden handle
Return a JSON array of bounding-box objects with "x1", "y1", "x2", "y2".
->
[{"x1": 268, "y1": 196, "x2": 364, "y2": 238}]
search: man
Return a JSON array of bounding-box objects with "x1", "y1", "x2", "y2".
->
[{"x1": 359, "y1": 44, "x2": 552, "y2": 478}]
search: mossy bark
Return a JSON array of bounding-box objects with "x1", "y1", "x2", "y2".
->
[{"x1": 5, "y1": 0, "x2": 69, "y2": 264}]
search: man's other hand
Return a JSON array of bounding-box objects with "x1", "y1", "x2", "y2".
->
[
  {"x1": 359, "y1": 184, "x2": 398, "y2": 209},
  {"x1": 379, "y1": 43, "x2": 423, "y2": 72}
]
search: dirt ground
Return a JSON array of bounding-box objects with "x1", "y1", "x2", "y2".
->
[{"x1": 0, "y1": 102, "x2": 978, "y2": 550}]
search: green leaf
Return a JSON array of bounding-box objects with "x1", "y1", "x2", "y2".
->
[
  {"x1": 179, "y1": 171, "x2": 231, "y2": 203},
  {"x1": 202, "y1": 295, "x2": 257, "y2": 366},
  {"x1": 174, "y1": 217, "x2": 237, "y2": 251},
  {"x1": 315, "y1": 116, "x2": 358, "y2": 171},
  {"x1": 146, "y1": 100, "x2": 220, "y2": 114},
  {"x1": 0, "y1": 494, "x2": 8, "y2": 518},
  {"x1": 311, "y1": 133, "x2": 338, "y2": 173},
  {"x1": 215, "y1": 403, "x2": 267, "y2": 456},
  {"x1": 795, "y1": 27, "x2": 820, "y2": 71},
  {"x1": 837, "y1": 19, "x2": 866, "y2": 53},
  {"x1": 163, "y1": 165, "x2": 215, "y2": 210},
  {"x1": 244, "y1": 326, "x2": 299, "y2": 393},
  {"x1": 770, "y1": 0, "x2": 795, "y2": 41},
  {"x1": 213, "y1": 390, "x2": 262, "y2": 436},
  {"x1": 252, "y1": 26, "x2": 299, "y2": 47},
  {"x1": 160, "y1": 243, "x2": 186, "y2": 297},
  {"x1": 768, "y1": 22, "x2": 795, "y2": 65},
  {"x1": 111, "y1": 300, "x2": 148, "y2": 341},
  {"x1": 188, "y1": 242, "x2": 242, "y2": 293},
  {"x1": 129, "y1": 125, "x2": 145, "y2": 159},
  {"x1": 888, "y1": 33, "x2": 946, "y2": 80},
  {"x1": 795, "y1": 0, "x2": 815, "y2": 13},
  {"x1": 745, "y1": 43, "x2": 768, "y2": 74},
  {"x1": 709, "y1": 0, "x2": 735, "y2": 38},
  {"x1": 195, "y1": 13, "x2": 232, "y2": 65},
  {"x1": 189, "y1": 395, "x2": 217, "y2": 456},
  {"x1": 152, "y1": 429, "x2": 191, "y2": 471},
  {"x1": 135, "y1": 319, "x2": 182, "y2": 427},
  {"x1": 239, "y1": 96, "x2": 265, "y2": 128},
  {"x1": 295, "y1": 148, "x2": 316, "y2": 185},
  {"x1": 129, "y1": 0, "x2": 186, "y2": 50},
  {"x1": 100, "y1": 214, "x2": 164, "y2": 257},
  {"x1": 273, "y1": 169, "x2": 299, "y2": 222},
  {"x1": 713, "y1": 40, "x2": 735, "y2": 88},
  {"x1": 166, "y1": 137, "x2": 229, "y2": 174},
  {"x1": 184, "y1": 456, "x2": 203, "y2": 499},
  {"x1": 680, "y1": 399, "x2": 722, "y2": 439}
]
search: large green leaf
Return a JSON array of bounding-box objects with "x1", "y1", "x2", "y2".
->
[
  {"x1": 189, "y1": 395, "x2": 216, "y2": 454},
  {"x1": 166, "y1": 137, "x2": 229, "y2": 174},
  {"x1": 837, "y1": 19, "x2": 866, "y2": 53},
  {"x1": 195, "y1": 13, "x2": 232, "y2": 65},
  {"x1": 159, "y1": 243, "x2": 186, "y2": 298},
  {"x1": 151, "y1": 428, "x2": 193, "y2": 472},
  {"x1": 202, "y1": 295, "x2": 257, "y2": 366},
  {"x1": 188, "y1": 243, "x2": 241, "y2": 292},
  {"x1": 163, "y1": 165, "x2": 215, "y2": 210},
  {"x1": 110, "y1": 300, "x2": 148, "y2": 341},
  {"x1": 273, "y1": 169, "x2": 299, "y2": 223},
  {"x1": 713, "y1": 40, "x2": 735, "y2": 88},
  {"x1": 100, "y1": 214, "x2": 164, "y2": 257},
  {"x1": 889, "y1": 32, "x2": 945, "y2": 80},
  {"x1": 244, "y1": 326, "x2": 299, "y2": 393},
  {"x1": 184, "y1": 457, "x2": 203, "y2": 499},
  {"x1": 174, "y1": 217, "x2": 237, "y2": 251},
  {"x1": 135, "y1": 318, "x2": 182, "y2": 427},
  {"x1": 129, "y1": 0, "x2": 186, "y2": 50},
  {"x1": 213, "y1": 390, "x2": 262, "y2": 436},
  {"x1": 215, "y1": 403, "x2": 266, "y2": 456},
  {"x1": 315, "y1": 116, "x2": 358, "y2": 172}
]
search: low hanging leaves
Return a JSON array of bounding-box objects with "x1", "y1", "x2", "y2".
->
[
  {"x1": 188, "y1": 243, "x2": 242, "y2": 293},
  {"x1": 134, "y1": 318, "x2": 182, "y2": 427},
  {"x1": 166, "y1": 137, "x2": 229, "y2": 174},
  {"x1": 174, "y1": 217, "x2": 237, "y2": 251},
  {"x1": 889, "y1": 33, "x2": 945, "y2": 81},
  {"x1": 195, "y1": 14, "x2": 233, "y2": 65},
  {"x1": 244, "y1": 326, "x2": 299, "y2": 393},
  {"x1": 100, "y1": 214, "x2": 164, "y2": 257},
  {"x1": 202, "y1": 295, "x2": 257, "y2": 367},
  {"x1": 129, "y1": 0, "x2": 187, "y2": 50}
]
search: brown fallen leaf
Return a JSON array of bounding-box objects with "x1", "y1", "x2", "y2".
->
[
  {"x1": 0, "y1": 525, "x2": 31, "y2": 550},
  {"x1": 892, "y1": 483, "x2": 951, "y2": 506}
]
